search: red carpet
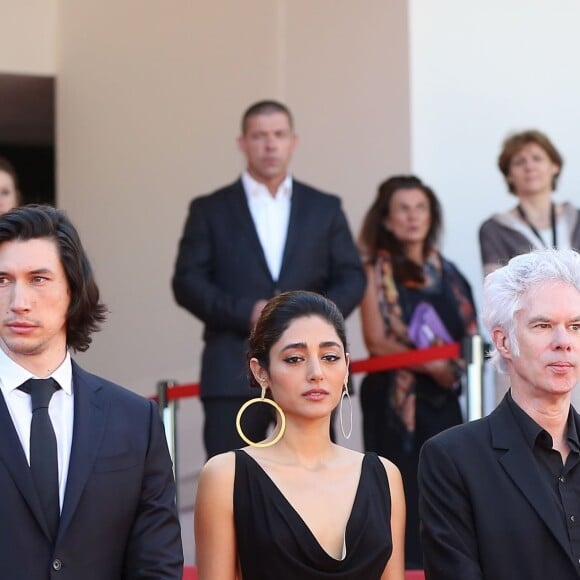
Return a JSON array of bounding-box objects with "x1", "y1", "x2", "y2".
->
[{"x1": 183, "y1": 566, "x2": 424, "y2": 579}]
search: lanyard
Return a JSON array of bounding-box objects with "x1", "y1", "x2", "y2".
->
[{"x1": 516, "y1": 203, "x2": 557, "y2": 248}]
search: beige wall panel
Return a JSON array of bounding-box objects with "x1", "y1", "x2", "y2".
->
[
  {"x1": 285, "y1": 0, "x2": 410, "y2": 234},
  {"x1": 59, "y1": 0, "x2": 195, "y2": 393},
  {"x1": 58, "y1": 1, "x2": 287, "y2": 395},
  {"x1": 0, "y1": 0, "x2": 57, "y2": 74},
  {"x1": 283, "y1": 1, "x2": 411, "y2": 427},
  {"x1": 190, "y1": 0, "x2": 284, "y2": 191}
]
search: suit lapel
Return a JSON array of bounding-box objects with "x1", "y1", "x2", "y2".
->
[
  {"x1": 0, "y1": 390, "x2": 51, "y2": 539},
  {"x1": 278, "y1": 181, "x2": 305, "y2": 282},
  {"x1": 58, "y1": 362, "x2": 108, "y2": 538},
  {"x1": 228, "y1": 180, "x2": 272, "y2": 281},
  {"x1": 491, "y1": 397, "x2": 574, "y2": 561}
]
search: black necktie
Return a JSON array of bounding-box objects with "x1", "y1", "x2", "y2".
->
[{"x1": 18, "y1": 378, "x2": 61, "y2": 539}]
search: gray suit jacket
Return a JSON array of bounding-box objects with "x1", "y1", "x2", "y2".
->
[{"x1": 172, "y1": 178, "x2": 365, "y2": 399}]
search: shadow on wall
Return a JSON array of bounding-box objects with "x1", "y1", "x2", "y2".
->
[{"x1": 0, "y1": 73, "x2": 55, "y2": 205}]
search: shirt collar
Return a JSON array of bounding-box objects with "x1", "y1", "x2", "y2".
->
[
  {"x1": 0, "y1": 347, "x2": 73, "y2": 396},
  {"x1": 241, "y1": 171, "x2": 292, "y2": 200},
  {"x1": 567, "y1": 410, "x2": 580, "y2": 452},
  {"x1": 507, "y1": 389, "x2": 580, "y2": 451}
]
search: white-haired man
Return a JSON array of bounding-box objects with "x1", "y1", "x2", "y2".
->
[{"x1": 419, "y1": 248, "x2": 580, "y2": 579}]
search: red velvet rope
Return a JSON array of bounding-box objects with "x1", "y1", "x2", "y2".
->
[{"x1": 156, "y1": 342, "x2": 461, "y2": 402}]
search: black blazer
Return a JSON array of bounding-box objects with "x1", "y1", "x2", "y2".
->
[
  {"x1": 172, "y1": 178, "x2": 365, "y2": 399},
  {"x1": 0, "y1": 361, "x2": 183, "y2": 580},
  {"x1": 419, "y1": 394, "x2": 580, "y2": 579}
]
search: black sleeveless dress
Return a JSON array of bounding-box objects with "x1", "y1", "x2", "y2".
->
[{"x1": 233, "y1": 450, "x2": 393, "y2": 579}]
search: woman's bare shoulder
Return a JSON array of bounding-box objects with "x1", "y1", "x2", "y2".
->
[
  {"x1": 376, "y1": 455, "x2": 404, "y2": 493},
  {"x1": 198, "y1": 450, "x2": 237, "y2": 489},
  {"x1": 376, "y1": 455, "x2": 400, "y2": 476}
]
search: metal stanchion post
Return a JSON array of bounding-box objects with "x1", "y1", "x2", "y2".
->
[
  {"x1": 157, "y1": 379, "x2": 179, "y2": 509},
  {"x1": 463, "y1": 335, "x2": 484, "y2": 421}
]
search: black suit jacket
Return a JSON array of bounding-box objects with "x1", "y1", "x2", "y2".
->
[
  {"x1": 172, "y1": 178, "x2": 365, "y2": 399},
  {"x1": 419, "y1": 394, "x2": 580, "y2": 579},
  {"x1": 0, "y1": 361, "x2": 183, "y2": 579}
]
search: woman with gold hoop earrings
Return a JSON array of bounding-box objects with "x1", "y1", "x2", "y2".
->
[{"x1": 194, "y1": 290, "x2": 405, "y2": 579}]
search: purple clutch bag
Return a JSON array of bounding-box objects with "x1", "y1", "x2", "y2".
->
[{"x1": 408, "y1": 301, "x2": 453, "y2": 348}]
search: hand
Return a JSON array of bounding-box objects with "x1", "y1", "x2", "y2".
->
[
  {"x1": 250, "y1": 300, "x2": 268, "y2": 329},
  {"x1": 426, "y1": 359, "x2": 458, "y2": 389},
  {"x1": 401, "y1": 392, "x2": 416, "y2": 432}
]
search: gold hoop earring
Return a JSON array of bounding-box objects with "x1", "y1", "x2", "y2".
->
[
  {"x1": 236, "y1": 386, "x2": 286, "y2": 447},
  {"x1": 339, "y1": 380, "x2": 353, "y2": 440}
]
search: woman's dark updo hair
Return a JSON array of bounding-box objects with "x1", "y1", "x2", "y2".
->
[{"x1": 247, "y1": 290, "x2": 347, "y2": 388}]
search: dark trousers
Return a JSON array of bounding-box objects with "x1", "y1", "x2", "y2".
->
[
  {"x1": 360, "y1": 372, "x2": 462, "y2": 570},
  {"x1": 202, "y1": 397, "x2": 273, "y2": 459}
]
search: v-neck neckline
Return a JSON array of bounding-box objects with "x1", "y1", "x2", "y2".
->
[{"x1": 238, "y1": 450, "x2": 367, "y2": 562}]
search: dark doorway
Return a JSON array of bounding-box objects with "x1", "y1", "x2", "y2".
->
[{"x1": 0, "y1": 74, "x2": 55, "y2": 206}]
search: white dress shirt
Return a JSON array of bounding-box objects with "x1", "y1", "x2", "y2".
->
[
  {"x1": 242, "y1": 171, "x2": 292, "y2": 281},
  {"x1": 0, "y1": 348, "x2": 74, "y2": 511}
]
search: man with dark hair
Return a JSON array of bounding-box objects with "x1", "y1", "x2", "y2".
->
[
  {"x1": 0, "y1": 205, "x2": 183, "y2": 579},
  {"x1": 240, "y1": 99, "x2": 294, "y2": 134},
  {"x1": 173, "y1": 100, "x2": 365, "y2": 457}
]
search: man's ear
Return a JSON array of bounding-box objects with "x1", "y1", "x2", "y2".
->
[
  {"x1": 292, "y1": 132, "x2": 299, "y2": 150},
  {"x1": 237, "y1": 134, "x2": 246, "y2": 155},
  {"x1": 492, "y1": 327, "x2": 512, "y2": 360}
]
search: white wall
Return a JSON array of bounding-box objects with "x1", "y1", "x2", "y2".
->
[
  {"x1": 410, "y1": 0, "x2": 580, "y2": 409},
  {"x1": 410, "y1": 0, "x2": 580, "y2": 314}
]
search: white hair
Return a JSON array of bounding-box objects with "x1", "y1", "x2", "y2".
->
[{"x1": 483, "y1": 248, "x2": 580, "y2": 373}]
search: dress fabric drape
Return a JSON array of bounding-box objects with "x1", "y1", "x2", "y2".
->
[{"x1": 233, "y1": 450, "x2": 393, "y2": 580}]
